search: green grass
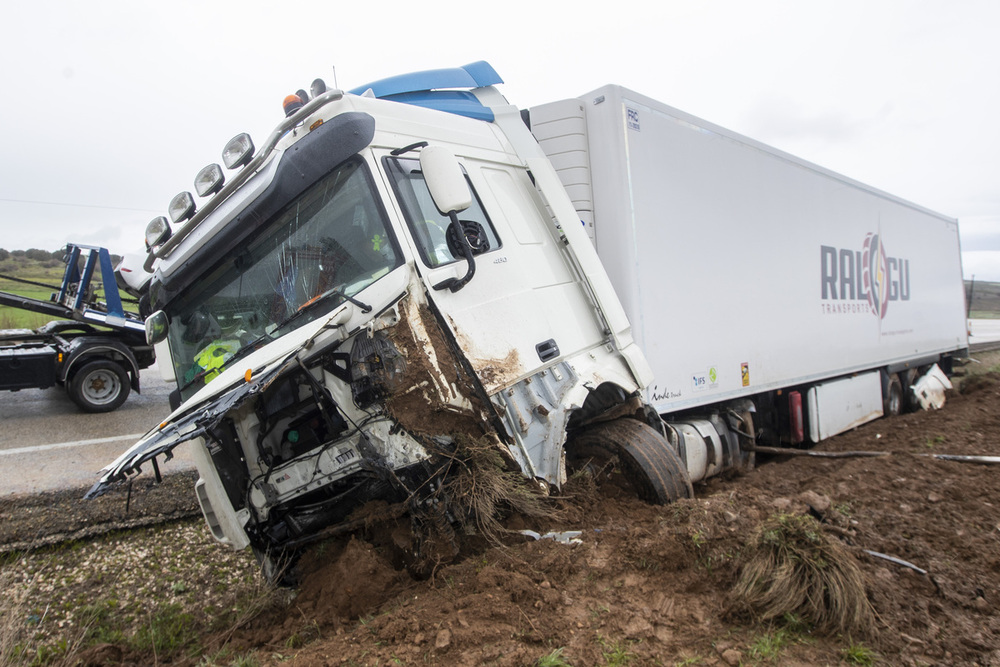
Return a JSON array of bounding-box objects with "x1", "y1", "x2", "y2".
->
[
  {"x1": 925, "y1": 435, "x2": 946, "y2": 448},
  {"x1": 745, "y1": 616, "x2": 813, "y2": 665},
  {"x1": 747, "y1": 628, "x2": 794, "y2": 662},
  {"x1": 841, "y1": 641, "x2": 878, "y2": 666},
  {"x1": 674, "y1": 657, "x2": 703, "y2": 666},
  {"x1": 131, "y1": 603, "x2": 199, "y2": 656},
  {"x1": 0, "y1": 259, "x2": 114, "y2": 329},
  {"x1": 536, "y1": 647, "x2": 572, "y2": 666},
  {"x1": 0, "y1": 286, "x2": 58, "y2": 329},
  {"x1": 596, "y1": 636, "x2": 637, "y2": 666},
  {"x1": 79, "y1": 600, "x2": 128, "y2": 645}
]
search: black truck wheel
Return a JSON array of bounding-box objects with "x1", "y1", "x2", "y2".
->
[
  {"x1": 568, "y1": 417, "x2": 693, "y2": 503},
  {"x1": 883, "y1": 374, "x2": 903, "y2": 417},
  {"x1": 900, "y1": 368, "x2": 919, "y2": 413},
  {"x1": 68, "y1": 359, "x2": 131, "y2": 413}
]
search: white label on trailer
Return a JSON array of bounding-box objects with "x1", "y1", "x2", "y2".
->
[{"x1": 691, "y1": 365, "x2": 720, "y2": 391}]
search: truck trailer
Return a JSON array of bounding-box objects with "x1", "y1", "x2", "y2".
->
[
  {"x1": 528, "y1": 86, "x2": 967, "y2": 448},
  {"x1": 87, "y1": 62, "x2": 967, "y2": 572}
]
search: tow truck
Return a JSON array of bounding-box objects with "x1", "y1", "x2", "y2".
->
[{"x1": 0, "y1": 244, "x2": 155, "y2": 412}]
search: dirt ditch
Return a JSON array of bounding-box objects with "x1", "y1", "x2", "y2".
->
[{"x1": 2, "y1": 359, "x2": 999, "y2": 666}]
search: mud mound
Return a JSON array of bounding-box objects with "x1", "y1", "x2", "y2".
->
[{"x1": 295, "y1": 537, "x2": 403, "y2": 620}]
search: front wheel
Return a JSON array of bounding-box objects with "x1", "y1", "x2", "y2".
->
[
  {"x1": 68, "y1": 359, "x2": 131, "y2": 413},
  {"x1": 567, "y1": 417, "x2": 694, "y2": 504}
]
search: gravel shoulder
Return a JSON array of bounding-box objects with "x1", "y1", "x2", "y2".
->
[{"x1": 0, "y1": 472, "x2": 200, "y2": 554}]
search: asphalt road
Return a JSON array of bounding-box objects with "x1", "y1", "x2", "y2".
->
[{"x1": 0, "y1": 364, "x2": 196, "y2": 496}]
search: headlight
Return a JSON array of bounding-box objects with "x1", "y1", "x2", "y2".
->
[
  {"x1": 168, "y1": 191, "x2": 196, "y2": 223},
  {"x1": 145, "y1": 216, "x2": 171, "y2": 249},
  {"x1": 194, "y1": 163, "x2": 225, "y2": 197},
  {"x1": 223, "y1": 133, "x2": 255, "y2": 169}
]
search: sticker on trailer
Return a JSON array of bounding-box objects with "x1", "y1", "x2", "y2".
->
[
  {"x1": 651, "y1": 385, "x2": 682, "y2": 402},
  {"x1": 692, "y1": 365, "x2": 720, "y2": 391},
  {"x1": 741, "y1": 363, "x2": 750, "y2": 387},
  {"x1": 626, "y1": 107, "x2": 640, "y2": 132}
]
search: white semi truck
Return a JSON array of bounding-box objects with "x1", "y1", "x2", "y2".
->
[{"x1": 88, "y1": 62, "x2": 967, "y2": 569}]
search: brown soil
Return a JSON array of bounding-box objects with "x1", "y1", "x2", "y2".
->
[
  {"x1": 384, "y1": 298, "x2": 493, "y2": 440},
  {"x1": 6, "y1": 365, "x2": 1000, "y2": 666},
  {"x1": 212, "y1": 370, "x2": 1000, "y2": 666}
]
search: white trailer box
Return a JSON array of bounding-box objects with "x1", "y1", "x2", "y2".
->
[{"x1": 530, "y1": 86, "x2": 968, "y2": 421}]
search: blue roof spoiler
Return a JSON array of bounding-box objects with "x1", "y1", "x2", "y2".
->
[{"x1": 349, "y1": 61, "x2": 503, "y2": 121}]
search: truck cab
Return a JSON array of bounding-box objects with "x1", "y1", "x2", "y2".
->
[{"x1": 88, "y1": 63, "x2": 670, "y2": 568}]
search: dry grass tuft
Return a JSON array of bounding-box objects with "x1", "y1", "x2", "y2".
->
[
  {"x1": 440, "y1": 436, "x2": 562, "y2": 545},
  {"x1": 731, "y1": 513, "x2": 876, "y2": 637},
  {"x1": 0, "y1": 561, "x2": 31, "y2": 666}
]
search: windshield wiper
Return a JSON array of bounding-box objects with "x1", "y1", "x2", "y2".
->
[
  {"x1": 274, "y1": 288, "x2": 372, "y2": 334},
  {"x1": 321, "y1": 289, "x2": 373, "y2": 314},
  {"x1": 215, "y1": 288, "x2": 368, "y2": 379}
]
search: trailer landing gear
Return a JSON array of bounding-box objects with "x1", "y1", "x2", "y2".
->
[{"x1": 568, "y1": 417, "x2": 694, "y2": 503}]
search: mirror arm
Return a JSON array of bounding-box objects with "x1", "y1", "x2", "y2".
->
[{"x1": 432, "y1": 213, "x2": 477, "y2": 293}]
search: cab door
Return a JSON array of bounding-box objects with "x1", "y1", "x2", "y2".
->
[{"x1": 380, "y1": 150, "x2": 607, "y2": 395}]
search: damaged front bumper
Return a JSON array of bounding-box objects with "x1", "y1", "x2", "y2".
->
[{"x1": 86, "y1": 286, "x2": 641, "y2": 560}]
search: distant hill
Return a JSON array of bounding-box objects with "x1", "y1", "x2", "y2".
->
[{"x1": 965, "y1": 279, "x2": 1000, "y2": 318}]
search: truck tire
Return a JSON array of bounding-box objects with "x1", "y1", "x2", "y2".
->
[
  {"x1": 68, "y1": 359, "x2": 131, "y2": 413},
  {"x1": 568, "y1": 417, "x2": 693, "y2": 504},
  {"x1": 883, "y1": 374, "x2": 903, "y2": 417},
  {"x1": 900, "y1": 368, "x2": 919, "y2": 413}
]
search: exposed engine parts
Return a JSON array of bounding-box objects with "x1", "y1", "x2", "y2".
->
[{"x1": 349, "y1": 332, "x2": 406, "y2": 408}]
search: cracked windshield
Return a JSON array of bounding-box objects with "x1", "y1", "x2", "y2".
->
[{"x1": 167, "y1": 158, "x2": 400, "y2": 399}]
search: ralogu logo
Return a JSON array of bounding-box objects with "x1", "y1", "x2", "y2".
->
[
  {"x1": 820, "y1": 233, "x2": 910, "y2": 320},
  {"x1": 861, "y1": 232, "x2": 890, "y2": 318}
]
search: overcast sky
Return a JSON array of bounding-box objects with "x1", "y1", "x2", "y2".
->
[{"x1": 2, "y1": 1, "x2": 998, "y2": 280}]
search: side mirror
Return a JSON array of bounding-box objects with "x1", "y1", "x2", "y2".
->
[
  {"x1": 420, "y1": 146, "x2": 471, "y2": 215},
  {"x1": 145, "y1": 310, "x2": 170, "y2": 345}
]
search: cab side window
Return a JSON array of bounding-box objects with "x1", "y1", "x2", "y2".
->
[{"x1": 384, "y1": 156, "x2": 501, "y2": 268}]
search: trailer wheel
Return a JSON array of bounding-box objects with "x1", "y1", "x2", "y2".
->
[
  {"x1": 900, "y1": 368, "x2": 919, "y2": 413},
  {"x1": 883, "y1": 374, "x2": 903, "y2": 417},
  {"x1": 568, "y1": 417, "x2": 693, "y2": 504},
  {"x1": 68, "y1": 359, "x2": 131, "y2": 413}
]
